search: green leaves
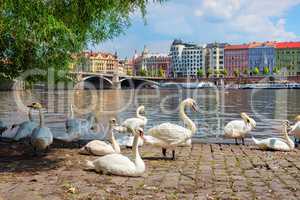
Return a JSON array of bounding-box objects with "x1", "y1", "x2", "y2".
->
[
  {"x1": 252, "y1": 67, "x2": 260, "y2": 75},
  {"x1": 196, "y1": 69, "x2": 203, "y2": 77},
  {"x1": 233, "y1": 69, "x2": 240, "y2": 77},
  {"x1": 263, "y1": 66, "x2": 270, "y2": 75},
  {"x1": 0, "y1": 0, "x2": 159, "y2": 82}
]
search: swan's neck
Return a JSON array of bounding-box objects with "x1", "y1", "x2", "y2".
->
[
  {"x1": 132, "y1": 135, "x2": 145, "y2": 173},
  {"x1": 70, "y1": 104, "x2": 74, "y2": 119},
  {"x1": 283, "y1": 125, "x2": 294, "y2": 149},
  {"x1": 109, "y1": 126, "x2": 120, "y2": 153},
  {"x1": 28, "y1": 108, "x2": 33, "y2": 121},
  {"x1": 136, "y1": 108, "x2": 147, "y2": 123},
  {"x1": 179, "y1": 102, "x2": 196, "y2": 135},
  {"x1": 38, "y1": 109, "x2": 44, "y2": 127}
]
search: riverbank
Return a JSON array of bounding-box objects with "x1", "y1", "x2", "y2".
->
[{"x1": 1, "y1": 141, "x2": 300, "y2": 200}]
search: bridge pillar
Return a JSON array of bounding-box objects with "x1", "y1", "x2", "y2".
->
[
  {"x1": 112, "y1": 73, "x2": 121, "y2": 89},
  {"x1": 76, "y1": 73, "x2": 83, "y2": 82}
]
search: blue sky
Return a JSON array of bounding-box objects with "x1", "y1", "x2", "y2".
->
[{"x1": 91, "y1": 0, "x2": 300, "y2": 58}]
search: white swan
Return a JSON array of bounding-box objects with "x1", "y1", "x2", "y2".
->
[
  {"x1": 288, "y1": 115, "x2": 300, "y2": 144},
  {"x1": 224, "y1": 113, "x2": 256, "y2": 145},
  {"x1": 58, "y1": 105, "x2": 100, "y2": 142},
  {"x1": 29, "y1": 103, "x2": 53, "y2": 152},
  {"x1": 143, "y1": 98, "x2": 199, "y2": 160},
  {"x1": 119, "y1": 105, "x2": 147, "y2": 131},
  {"x1": 85, "y1": 128, "x2": 145, "y2": 177},
  {"x1": 115, "y1": 105, "x2": 147, "y2": 147},
  {"x1": 79, "y1": 118, "x2": 120, "y2": 156},
  {"x1": 66, "y1": 104, "x2": 97, "y2": 132},
  {"x1": 13, "y1": 106, "x2": 38, "y2": 141},
  {"x1": 252, "y1": 120, "x2": 294, "y2": 151}
]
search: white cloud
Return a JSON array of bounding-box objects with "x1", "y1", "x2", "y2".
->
[
  {"x1": 91, "y1": 0, "x2": 300, "y2": 57},
  {"x1": 195, "y1": 0, "x2": 240, "y2": 20},
  {"x1": 195, "y1": 0, "x2": 300, "y2": 41}
]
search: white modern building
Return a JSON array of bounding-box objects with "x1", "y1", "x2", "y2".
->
[
  {"x1": 170, "y1": 39, "x2": 206, "y2": 78},
  {"x1": 205, "y1": 43, "x2": 227, "y2": 77}
]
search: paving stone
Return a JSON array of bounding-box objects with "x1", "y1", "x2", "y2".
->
[{"x1": 1, "y1": 144, "x2": 300, "y2": 199}]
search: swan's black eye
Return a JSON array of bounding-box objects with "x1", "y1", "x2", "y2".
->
[{"x1": 247, "y1": 119, "x2": 250, "y2": 123}]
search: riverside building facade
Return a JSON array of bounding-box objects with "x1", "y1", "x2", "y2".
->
[{"x1": 170, "y1": 39, "x2": 206, "y2": 78}]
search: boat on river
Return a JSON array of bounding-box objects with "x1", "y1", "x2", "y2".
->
[
  {"x1": 160, "y1": 82, "x2": 215, "y2": 89},
  {"x1": 240, "y1": 83, "x2": 300, "y2": 89}
]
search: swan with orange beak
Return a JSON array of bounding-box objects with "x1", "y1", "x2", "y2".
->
[{"x1": 224, "y1": 112, "x2": 256, "y2": 145}]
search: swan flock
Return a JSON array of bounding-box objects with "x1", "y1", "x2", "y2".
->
[{"x1": 0, "y1": 98, "x2": 299, "y2": 177}]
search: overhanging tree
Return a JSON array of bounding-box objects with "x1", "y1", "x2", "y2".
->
[{"x1": 0, "y1": 0, "x2": 164, "y2": 82}]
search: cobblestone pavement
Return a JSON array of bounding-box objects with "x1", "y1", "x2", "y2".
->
[{"x1": 1, "y1": 142, "x2": 300, "y2": 200}]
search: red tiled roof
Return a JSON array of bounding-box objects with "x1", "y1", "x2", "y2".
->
[
  {"x1": 80, "y1": 51, "x2": 117, "y2": 59},
  {"x1": 276, "y1": 42, "x2": 300, "y2": 49},
  {"x1": 225, "y1": 44, "x2": 249, "y2": 50},
  {"x1": 248, "y1": 41, "x2": 276, "y2": 48}
]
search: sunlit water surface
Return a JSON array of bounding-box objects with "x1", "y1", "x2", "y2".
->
[{"x1": 0, "y1": 89, "x2": 299, "y2": 143}]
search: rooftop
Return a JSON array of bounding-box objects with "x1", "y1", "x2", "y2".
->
[
  {"x1": 248, "y1": 41, "x2": 276, "y2": 48},
  {"x1": 81, "y1": 51, "x2": 117, "y2": 59},
  {"x1": 225, "y1": 44, "x2": 249, "y2": 50},
  {"x1": 276, "y1": 42, "x2": 300, "y2": 49},
  {"x1": 206, "y1": 43, "x2": 228, "y2": 48}
]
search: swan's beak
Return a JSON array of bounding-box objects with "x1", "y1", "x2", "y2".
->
[{"x1": 192, "y1": 104, "x2": 199, "y2": 112}]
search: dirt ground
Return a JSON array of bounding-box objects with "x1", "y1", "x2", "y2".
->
[{"x1": 1, "y1": 140, "x2": 300, "y2": 200}]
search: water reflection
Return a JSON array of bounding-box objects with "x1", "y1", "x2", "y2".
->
[{"x1": 0, "y1": 89, "x2": 299, "y2": 141}]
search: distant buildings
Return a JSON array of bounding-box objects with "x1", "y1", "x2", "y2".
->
[
  {"x1": 133, "y1": 46, "x2": 171, "y2": 77},
  {"x1": 170, "y1": 39, "x2": 206, "y2": 78},
  {"x1": 224, "y1": 44, "x2": 249, "y2": 77},
  {"x1": 119, "y1": 58, "x2": 134, "y2": 76},
  {"x1": 71, "y1": 40, "x2": 300, "y2": 79},
  {"x1": 71, "y1": 51, "x2": 125, "y2": 75},
  {"x1": 248, "y1": 42, "x2": 276, "y2": 75},
  {"x1": 205, "y1": 43, "x2": 227, "y2": 77},
  {"x1": 169, "y1": 39, "x2": 300, "y2": 78},
  {"x1": 275, "y1": 42, "x2": 300, "y2": 76}
]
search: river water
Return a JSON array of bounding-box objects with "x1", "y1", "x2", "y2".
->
[{"x1": 0, "y1": 88, "x2": 299, "y2": 142}]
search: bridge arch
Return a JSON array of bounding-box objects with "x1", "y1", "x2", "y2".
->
[
  {"x1": 81, "y1": 75, "x2": 113, "y2": 89},
  {"x1": 119, "y1": 78, "x2": 160, "y2": 89}
]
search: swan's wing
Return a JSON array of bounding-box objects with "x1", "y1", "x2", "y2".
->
[
  {"x1": 93, "y1": 154, "x2": 136, "y2": 175},
  {"x1": 122, "y1": 118, "x2": 145, "y2": 130},
  {"x1": 14, "y1": 121, "x2": 38, "y2": 141},
  {"x1": 147, "y1": 123, "x2": 191, "y2": 145},
  {"x1": 224, "y1": 120, "x2": 249, "y2": 136},
  {"x1": 1, "y1": 125, "x2": 19, "y2": 139},
  {"x1": 31, "y1": 127, "x2": 53, "y2": 150},
  {"x1": 254, "y1": 137, "x2": 290, "y2": 151},
  {"x1": 80, "y1": 140, "x2": 114, "y2": 155},
  {"x1": 65, "y1": 118, "x2": 80, "y2": 130}
]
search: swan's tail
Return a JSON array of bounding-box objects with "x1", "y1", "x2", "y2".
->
[
  {"x1": 251, "y1": 136, "x2": 260, "y2": 145},
  {"x1": 85, "y1": 160, "x2": 95, "y2": 170}
]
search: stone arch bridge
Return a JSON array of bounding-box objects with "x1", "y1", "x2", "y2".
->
[{"x1": 72, "y1": 72, "x2": 165, "y2": 89}]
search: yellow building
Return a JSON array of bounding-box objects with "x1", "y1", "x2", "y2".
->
[{"x1": 71, "y1": 51, "x2": 125, "y2": 75}]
